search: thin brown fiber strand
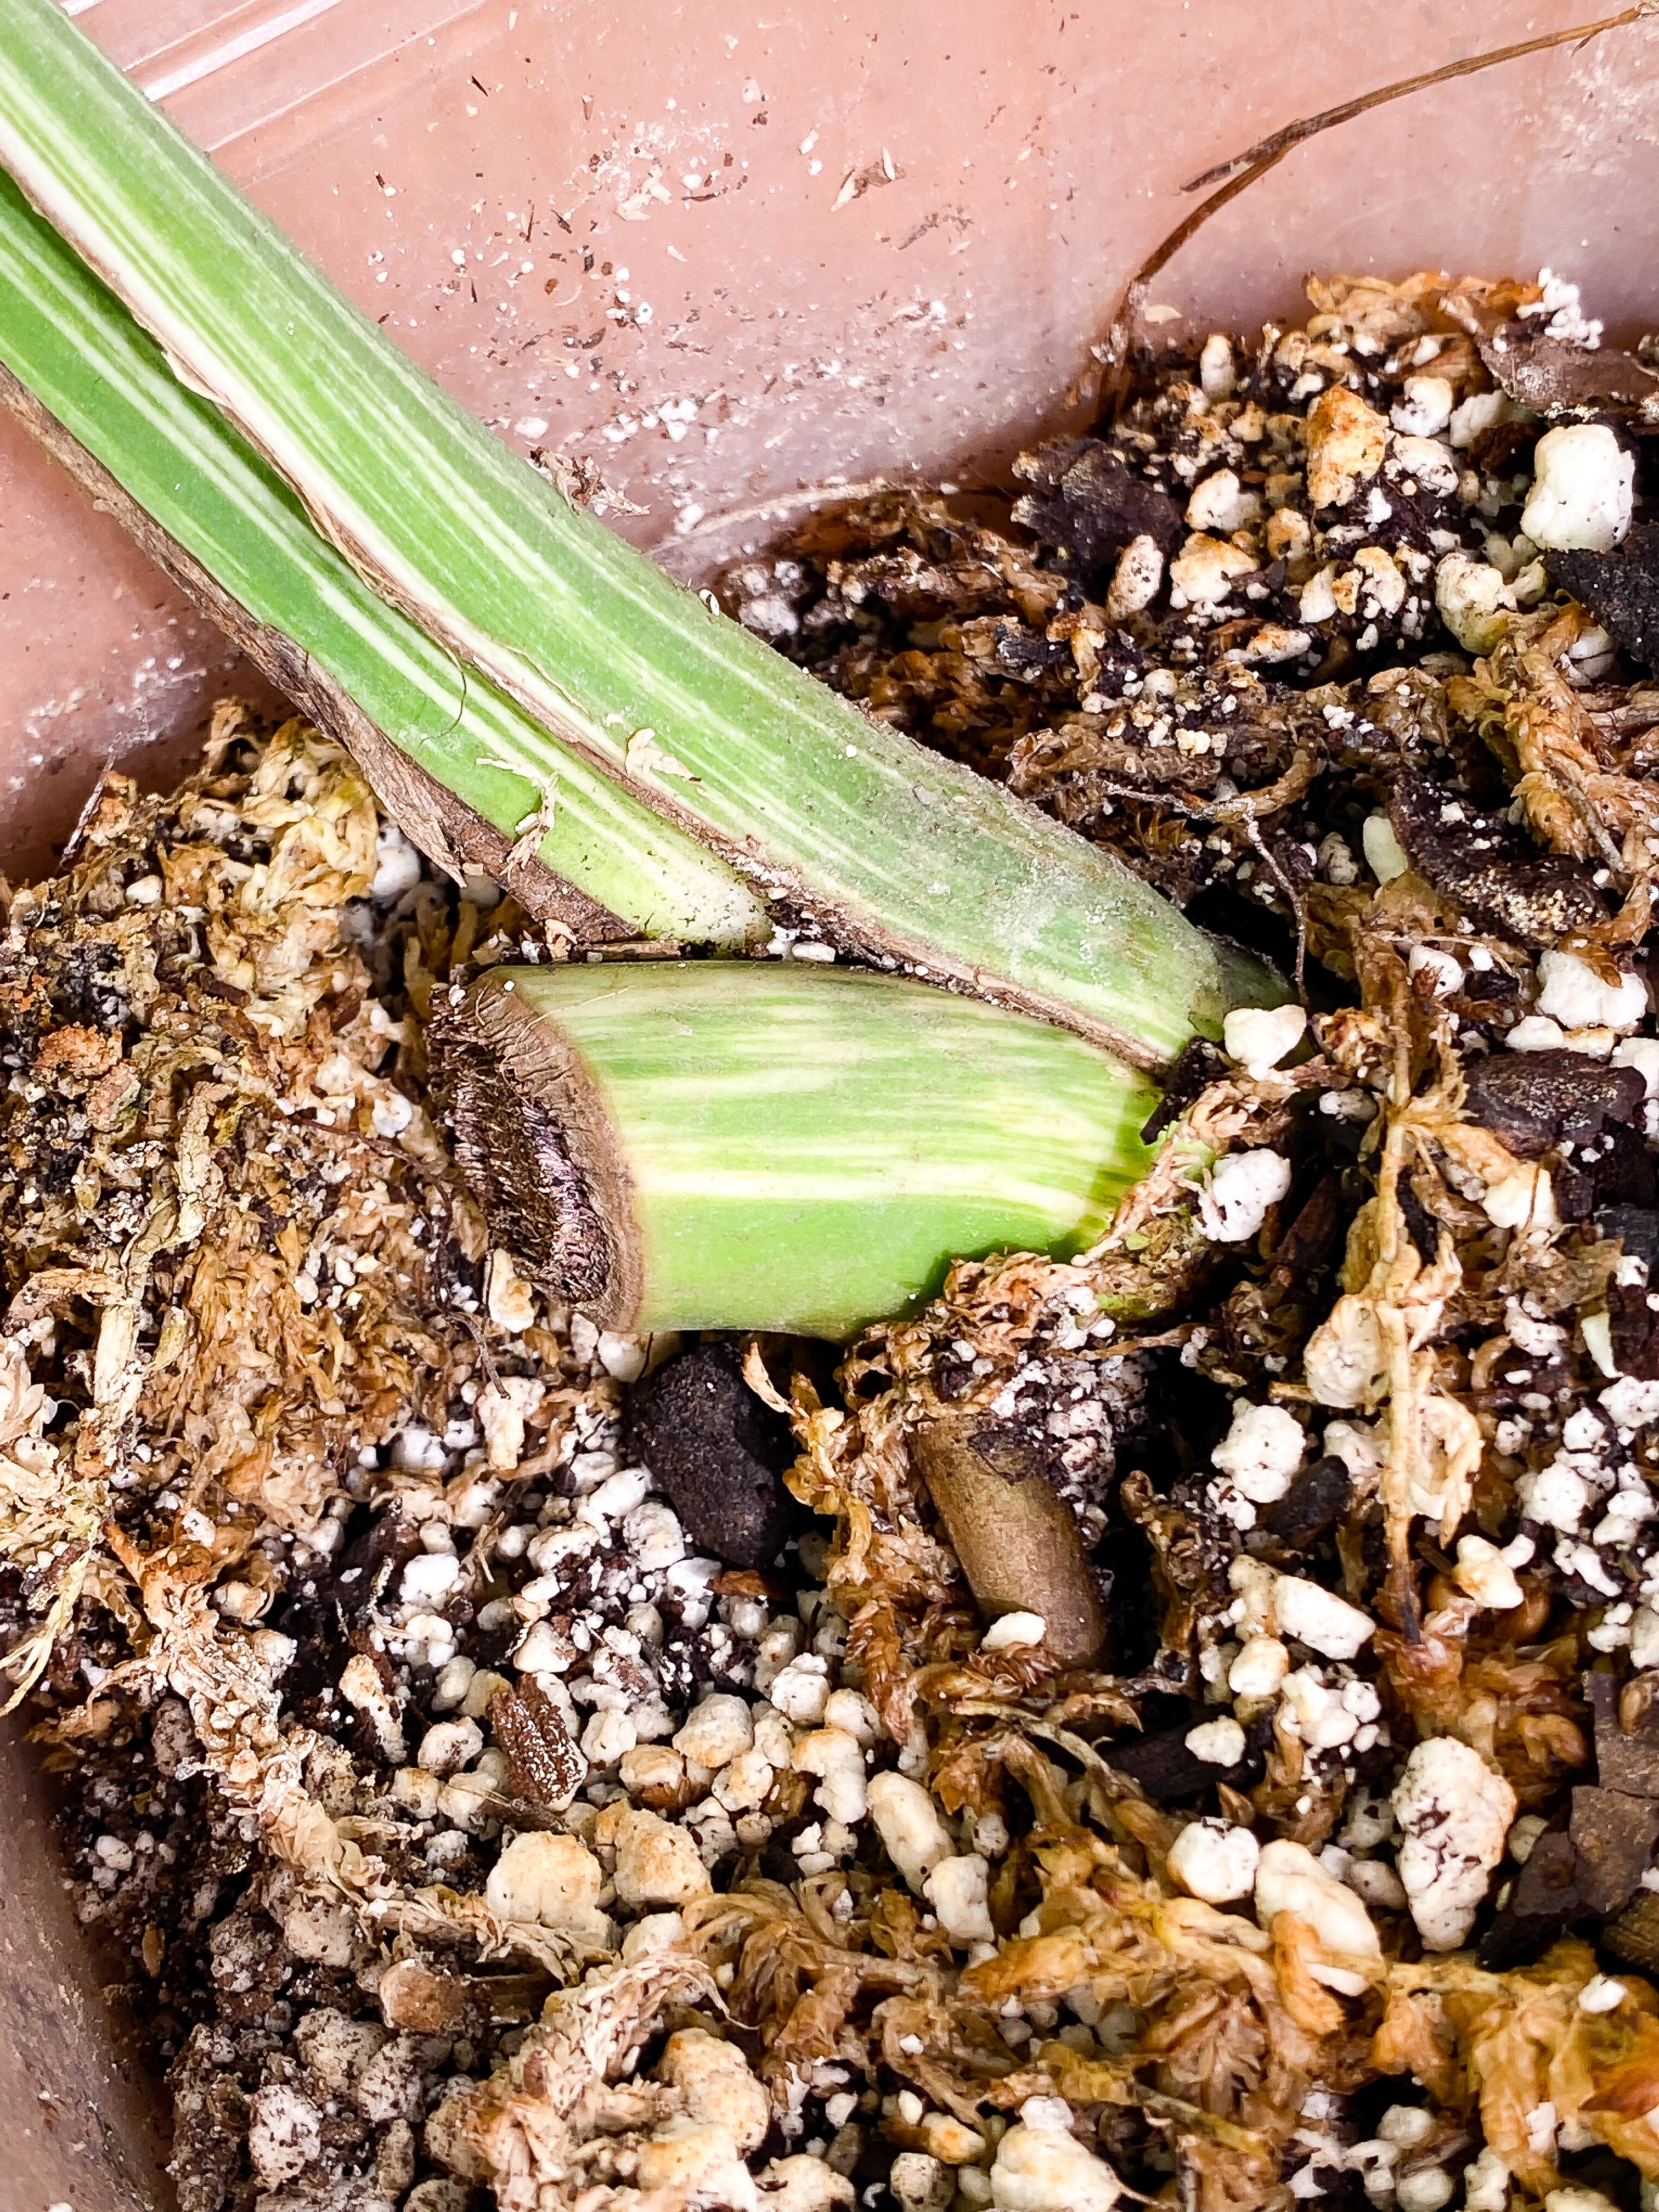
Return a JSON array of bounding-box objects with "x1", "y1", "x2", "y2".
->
[{"x1": 1094, "y1": 4, "x2": 1655, "y2": 427}]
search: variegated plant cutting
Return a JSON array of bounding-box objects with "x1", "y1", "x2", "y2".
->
[{"x1": 0, "y1": 0, "x2": 1276, "y2": 1076}]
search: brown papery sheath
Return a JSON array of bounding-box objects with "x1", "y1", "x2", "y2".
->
[{"x1": 911, "y1": 1415, "x2": 1107, "y2": 1668}]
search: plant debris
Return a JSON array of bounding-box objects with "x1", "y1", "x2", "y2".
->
[{"x1": 8, "y1": 267, "x2": 1659, "y2": 2212}]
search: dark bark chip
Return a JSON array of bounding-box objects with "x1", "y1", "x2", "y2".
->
[
  {"x1": 1260, "y1": 1456, "x2": 1353, "y2": 1551},
  {"x1": 1477, "y1": 1826, "x2": 1583, "y2": 1970},
  {"x1": 1569, "y1": 1785, "x2": 1659, "y2": 1917},
  {"x1": 1590, "y1": 1670, "x2": 1659, "y2": 1799},
  {"x1": 1389, "y1": 764, "x2": 1607, "y2": 947},
  {"x1": 1475, "y1": 324, "x2": 1659, "y2": 416},
  {"x1": 1276, "y1": 1174, "x2": 1347, "y2": 1274},
  {"x1": 1011, "y1": 439, "x2": 1187, "y2": 577},
  {"x1": 624, "y1": 1341, "x2": 797, "y2": 1568},
  {"x1": 1550, "y1": 524, "x2": 1659, "y2": 675},
  {"x1": 1461, "y1": 1048, "x2": 1645, "y2": 1160},
  {"x1": 1610, "y1": 1277, "x2": 1659, "y2": 1384},
  {"x1": 1101, "y1": 1719, "x2": 1261, "y2": 1802},
  {"x1": 1141, "y1": 1036, "x2": 1229, "y2": 1144},
  {"x1": 1606, "y1": 1888, "x2": 1659, "y2": 1978},
  {"x1": 992, "y1": 620, "x2": 1076, "y2": 683}
]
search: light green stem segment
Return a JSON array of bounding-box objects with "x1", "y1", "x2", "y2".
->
[
  {"x1": 439, "y1": 962, "x2": 1160, "y2": 1339},
  {"x1": 0, "y1": 0, "x2": 1284, "y2": 1066},
  {"x1": 0, "y1": 167, "x2": 760, "y2": 949}
]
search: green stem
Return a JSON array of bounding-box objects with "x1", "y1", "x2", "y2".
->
[
  {"x1": 0, "y1": 170, "x2": 761, "y2": 951},
  {"x1": 0, "y1": 0, "x2": 1284, "y2": 1067},
  {"x1": 435, "y1": 963, "x2": 1159, "y2": 1340}
]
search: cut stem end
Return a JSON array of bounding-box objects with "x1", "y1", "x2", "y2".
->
[{"x1": 434, "y1": 962, "x2": 1161, "y2": 1342}]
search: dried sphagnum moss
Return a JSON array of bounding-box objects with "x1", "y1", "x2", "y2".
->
[
  {"x1": 0, "y1": 711, "x2": 618, "y2": 1962},
  {"x1": 8, "y1": 269, "x2": 1659, "y2": 2212}
]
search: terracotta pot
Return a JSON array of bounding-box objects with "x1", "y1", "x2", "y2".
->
[{"x1": 2, "y1": 1, "x2": 1655, "y2": 2200}]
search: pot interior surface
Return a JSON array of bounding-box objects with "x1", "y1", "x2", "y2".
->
[{"x1": 1, "y1": 2, "x2": 1654, "y2": 2202}]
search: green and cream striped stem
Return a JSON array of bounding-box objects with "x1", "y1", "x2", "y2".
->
[
  {"x1": 0, "y1": 171, "x2": 761, "y2": 951},
  {"x1": 435, "y1": 962, "x2": 1160, "y2": 1340},
  {"x1": 0, "y1": 0, "x2": 1284, "y2": 1068}
]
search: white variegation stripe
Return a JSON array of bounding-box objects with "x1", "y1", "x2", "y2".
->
[{"x1": 631, "y1": 1167, "x2": 1124, "y2": 1206}]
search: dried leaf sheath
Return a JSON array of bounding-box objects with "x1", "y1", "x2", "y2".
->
[
  {"x1": 434, "y1": 964, "x2": 1161, "y2": 1340},
  {"x1": 912, "y1": 1414, "x2": 1108, "y2": 1666}
]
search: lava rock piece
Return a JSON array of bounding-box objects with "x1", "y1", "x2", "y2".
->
[
  {"x1": 1011, "y1": 439, "x2": 1187, "y2": 578},
  {"x1": 1260, "y1": 1455, "x2": 1353, "y2": 1551},
  {"x1": 1555, "y1": 1117, "x2": 1658, "y2": 1221},
  {"x1": 624, "y1": 1341, "x2": 796, "y2": 1568},
  {"x1": 1462, "y1": 1048, "x2": 1645, "y2": 1160},
  {"x1": 1550, "y1": 523, "x2": 1659, "y2": 675},
  {"x1": 1600, "y1": 1205, "x2": 1659, "y2": 1266},
  {"x1": 1592, "y1": 1119, "x2": 1658, "y2": 1209},
  {"x1": 1389, "y1": 764, "x2": 1607, "y2": 947}
]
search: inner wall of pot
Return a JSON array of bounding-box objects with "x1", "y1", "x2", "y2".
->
[{"x1": 1, "y1": 2, "x2": 1655, "y2": 2203}]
